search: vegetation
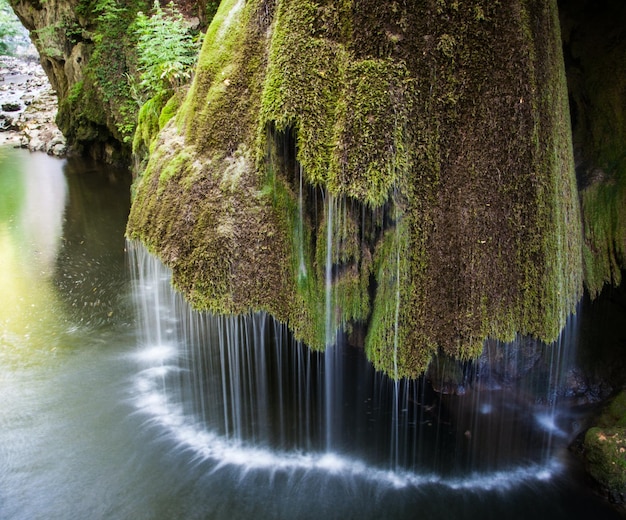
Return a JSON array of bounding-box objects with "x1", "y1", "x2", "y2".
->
[
  {"x1": 131, "y1": 1, "x2": 200, "y2": 158},
  {"x1": 0, "y1": 0, "x2": 27, "y2": 55},
  {"x1": 584, "y1": 391, "x2": 626, "y2": 496},
  {"x1": 53, "y1": 0, "x2": 148, "y2": 158},
  {"x1": 134, "y1": 2, "x2": 199, "y2": 101}
]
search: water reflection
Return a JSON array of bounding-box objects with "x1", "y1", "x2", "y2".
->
[
  {"x1": 0, "y1": 147, "x2": 131, "y2": 362},
  {"x1": 0, "y1": 148, "x2": 67, "y2": 361},
  {"x1": 19, "y1": 153, "x2": 68, "y2": 274}
]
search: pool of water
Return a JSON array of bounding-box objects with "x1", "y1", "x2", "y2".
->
[{"x1": 0, "y1": 146, "x2": 622, "y2": 519}]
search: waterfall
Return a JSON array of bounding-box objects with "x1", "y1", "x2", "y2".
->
[
  {"x1": 324, "y1": 193, "x2": 337, "y2": 450},
  {"x1": 296, "y1": 164, "x2": 307, "y2": 281},
  {"x1": 127, "y1": 240, "x2": 579, "y2": 489}
]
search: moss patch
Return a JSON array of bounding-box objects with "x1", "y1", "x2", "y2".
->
[{"x1": 584, "y1": 390, "x2": 626, "y2": 496}]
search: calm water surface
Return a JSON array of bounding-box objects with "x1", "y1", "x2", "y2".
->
[{"x1": 0, "y1": 146, "x2": 622, "y2": 519}]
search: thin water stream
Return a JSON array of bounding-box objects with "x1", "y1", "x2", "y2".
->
[{"x1": 0, "y1": 146, "x2": 622, "y2": 519}]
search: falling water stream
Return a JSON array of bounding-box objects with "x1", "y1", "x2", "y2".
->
[{"x1": 0, "y1": 146, "x2": 623, "y2": 519}]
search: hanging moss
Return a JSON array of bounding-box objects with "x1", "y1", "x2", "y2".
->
[
  {"x1": 581, "y1": 180, "x2": 626, "y2": 296},
  {"x1": 127, "y1": 0, "x2": 585, "y2": 379},
  {"x1": 559, "y1": 0, "x2": 626, "y2": 297}
]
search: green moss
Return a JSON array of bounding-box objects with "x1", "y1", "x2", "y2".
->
[
  {"x1": 132, "y1": 95, "x2": 161, "y2": 156},
  {"x1": 581, "y1": 179, "x2": 626, "y2": 297},
  {"x1": 366, "y1": 215, "x2": 435, "y2": 379},
  {"x1": 585, "y1": 426, "x2": 626, "y2": 493},
  {"x1": 329, "y1": 59, "x2": 413, "y2": 206},
  {"x1": 128, "y1": 0, "x2": 586, "y2": 379},
  {"x1": 158, "y1": 92, "x2": 182, "y2": 129},
  {"x1": 581, "y1": 391, "x2": 626, "y2": 494},
  {"x1": 259, "y1": 0, "x2": 343, "y2": 187},
  {"x1": 180, "y1": 0, "x2": 255, "y2": 152}
]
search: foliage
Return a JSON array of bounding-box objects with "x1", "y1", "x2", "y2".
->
[
  {"x1": 134, "y1": 1, "x2": 199, "y2": 101},
  {"x1": 94, "y1": 0, "x2": 126, "y2": 26},
  {"x1": 0, "y1": 0, "x2": 27, "y2": 55}
]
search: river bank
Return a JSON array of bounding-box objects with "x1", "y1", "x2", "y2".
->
[{"x1": 0, "y1": 54, "x2": 66, "y2": 156}]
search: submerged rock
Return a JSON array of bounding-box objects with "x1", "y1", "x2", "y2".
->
[{"x1": 2, "y1": 102, "x2": 21, "y2": 111}]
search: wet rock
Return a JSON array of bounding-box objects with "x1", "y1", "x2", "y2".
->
[
  {"x1": 0, "y1": 113, "x2": 19, "y2": 131},
  {"x1": 564, "y1": 368, "x2": 613, "y2": 404}
]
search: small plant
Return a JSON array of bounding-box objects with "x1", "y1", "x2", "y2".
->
[
  {"x1": 134, "y1": 1, "x2": 199, "y2": 101},
  {"x1": 33, "y1": 23, "x2": 64, "y2": 58}
]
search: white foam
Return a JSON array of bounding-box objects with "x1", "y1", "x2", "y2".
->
[
  {"x1": 130, "y1": 344, "x2": 564, "y2": 492},
  {"x1": 133, "y1": 344, "x2": 177, "y2": 364},
  {"x1": 535, "y1": 412, "x2": 567, "y2": 438}
]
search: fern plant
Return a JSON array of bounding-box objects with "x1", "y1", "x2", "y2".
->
[{"x1": 134, "y1": 1, "x2": 199, "y2": 101}]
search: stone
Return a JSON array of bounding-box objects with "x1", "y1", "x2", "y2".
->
[
  {"x1": 0, "y1": 56, "x2": 65, "y2": 155},
  {"x1": 1, "y1": 102, "x2": 21, "y2": 112}
]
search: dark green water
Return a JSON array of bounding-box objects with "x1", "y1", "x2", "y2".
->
[{"x1": 0, "y1": 146, "x2": 622, "y2": 519}]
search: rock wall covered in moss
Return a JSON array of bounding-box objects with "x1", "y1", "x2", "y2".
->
[
  {"x1": 559, "y1": 0, "x2": 626, "y2": 297},
  {"x1": 8, "y1": 0, "x2": 209, "y2": 162},
  {"x1": 127, "y1": 0, "x2": 587, "y2": 378}
]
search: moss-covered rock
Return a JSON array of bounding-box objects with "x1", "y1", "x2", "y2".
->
[
  {"x1": 128, "y1": 0, "x2": 585, "y2": 378},
  {"x1": 584, "y1": 391, "x2": 626, "y2": 502}
]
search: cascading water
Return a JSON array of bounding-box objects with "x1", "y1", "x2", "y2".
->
[
  {"x1": 324, "y1": 192, "x2": 336, "y2": 451},
  {"x1": 128, "y1": 239, "x2": 582, "y2": 490}
]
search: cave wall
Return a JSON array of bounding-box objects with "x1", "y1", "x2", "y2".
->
[
  {"x1": 127, "y1": 0, "x2": 585, "y2": 378},
  {"x1": 558, "y1": 0, "x2": 626, "y2": 297}
]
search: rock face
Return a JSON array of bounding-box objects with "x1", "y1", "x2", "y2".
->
[
  {"x1": 127, "y1": 0, "x2": 584, "y2": 378},
  {"x1": 8, "y1": 0, "x2": 140, "y2": 162},
  {"x1": 7, "y1": 0, "x2": 112, "y2": 160}
]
